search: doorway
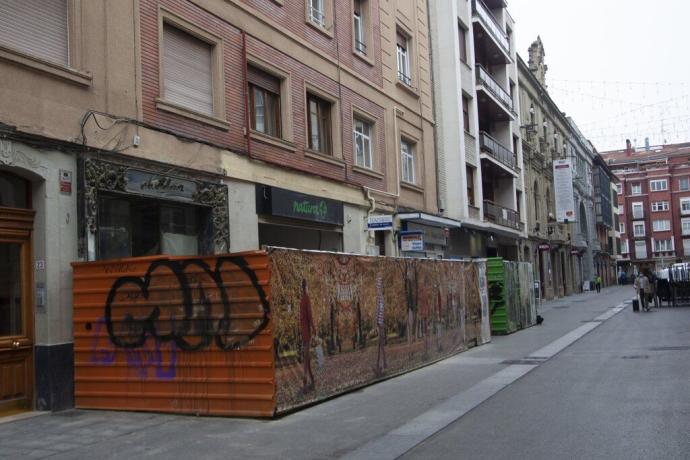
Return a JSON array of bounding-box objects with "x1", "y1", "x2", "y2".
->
[{"x1": 0, "y1": 172, "x2": 34, "y2": 415}]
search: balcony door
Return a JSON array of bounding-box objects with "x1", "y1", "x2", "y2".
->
[{"x1": 0, "y1": 173, "x2": 34, "y2": 415}]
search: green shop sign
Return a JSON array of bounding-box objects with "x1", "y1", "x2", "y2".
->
[{"x1": 256, "y1": 185, "x2": 344, "y2": 225}]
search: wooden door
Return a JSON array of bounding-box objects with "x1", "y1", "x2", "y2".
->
[{"x1": 0, "y1": 207, "x2": 34, "y2": 415}]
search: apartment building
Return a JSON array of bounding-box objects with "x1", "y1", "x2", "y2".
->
[
  {"x1": 602, "y1": 141, "x2": 690, "y2": 274},
  {"x1": 592, "y1": 152, "x2": 618, "y2": 286},
  {"x1": 0, "y1": 0, "x2": 442, "y2": 413},
  {"x1": 429, "y1": 0, "x2": 526, "y2": 259}
]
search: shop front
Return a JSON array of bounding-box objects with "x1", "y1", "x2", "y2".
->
[
  {"x1": 81, "y1": 158, "x2": 229, "y2": 261},
  {"x1": 256, "y1": 185, "x2": 344, "y2": 251},
  {"x1": 397, "y1": 212, "x2": 460, "y2": 259}
]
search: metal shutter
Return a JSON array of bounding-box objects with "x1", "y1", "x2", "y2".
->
[
  {"x1": 247, "y1": 66, "x2": 280, "y2": 94},
  {"x1": 163, "y1": 24, "x2": 214, "y2": 116},
  {"x1": 0, "y1": 0, "x2": 69, "y2": 65}
]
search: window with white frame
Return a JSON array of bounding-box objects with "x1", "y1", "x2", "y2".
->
[
  {"x1": 396, "y1": 30, "x2": 412, "y2": 86},
  {"x1": 0, "y1": 0, "x2": 69, "y2": 66},
  {"x1": 652, "y1": 219, "x2": 671, "y2": 232},
  {"x1": 681, "y1": 198, "x2": 690, "y2": 215},
  {"x1": 353, "y1": 0, "x2": 368, "y2": 55},
  {"x1": 401, "y1": 138, "x2": 415, "y2": 184},
  {"x1": 621, "y1": 239, "x2": 629, "y2": 254},
  {"x1": 649, "y1": 179, "x2": 668, "y2": 191},
  {"x1": 634, "y1": 240, "x2": 647, "y2": 259},
  {"x1": 631, "y1": 183, "x2": 642, "y2": 195},
  {"x1": 652, "y1": 201, "x2": 669, "y2": 212},
  {"x1": 680, "y1": 177, "x2": 690, "y2": 191},
  {"x1": 633, "y1": 221, "x2": 645, "y2": 237},
  {"x1": 653, "y1": 238, "x2": 673, "y2": 252},
  {"x1": 353, "y1": 117, "x2": 373, "y2": 169},
  {"x1": 309, "y1": 0, "x2": 326, "y2": 27},
  {"x1": 632, "y1": 202, "x2": 644, "y2": 219},
  {"x1": 616, "y1": 183, "x2": 622, "y2": 194},
  {"x1": 684, "y1": 239, "x2": 690, "y2": 257},
  {"x1": 682, "y1": 218, "x2": 690, "y2": 236},
  {"x1": 620, "y1": 222, "x2": 625, "y2": 234}
]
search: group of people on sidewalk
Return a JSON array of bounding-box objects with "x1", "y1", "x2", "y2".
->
[{"x1": 633, "y1": 271, "x2": 657, "y2": 312}]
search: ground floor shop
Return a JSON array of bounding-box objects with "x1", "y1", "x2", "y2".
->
[{"x1": 526, "y1": 240, "x2": 579, "y2": 300}]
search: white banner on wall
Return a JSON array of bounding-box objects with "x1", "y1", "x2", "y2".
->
[{"x1": 553, "y1": 159, "x2": 576, "y2": 223}]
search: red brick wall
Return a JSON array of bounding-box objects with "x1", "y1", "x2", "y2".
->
[{"x1": 140, "y1": 0, "x2": 386, "y2": 191}]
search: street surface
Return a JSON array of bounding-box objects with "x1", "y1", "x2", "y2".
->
[{"x1": 2, "y1": 286, "x2": 688, "y2": 459}]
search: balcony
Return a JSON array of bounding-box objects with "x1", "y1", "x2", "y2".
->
[
  {"x1": 548, "y1": 223, "x2": 567, "y2": 243},
  {"x1": 475, "y1": 65, "x2": 516, "y2": 120},
  {"x1": 468, "y1": 205, "x2": 480, "y2": 220},
  {"x1": 479, "y1": 131, "x2": 517, "y2": 173},
  {"x1": 483, "y1": 200, "x2": 523, "y2": 231},
  {"x1": 471, "y1": 0, "x2": 510, "y2": 58}
]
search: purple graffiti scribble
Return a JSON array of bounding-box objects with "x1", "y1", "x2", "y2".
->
[
  {"x1": 89, "y1": 317, "x2": 116, "y2": 364},
  {"x1": 124, "y1": 339, "x2": 177, "y2": 380}
]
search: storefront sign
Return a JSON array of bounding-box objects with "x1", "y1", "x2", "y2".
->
[
  {"x1": 125, "y1": 170, "x2": 197, "y2": 202},
  {"x1": 400, "y1": 231, "x2": 424, "y2": 252},
  {"x1": 59, "y1": 169, "x2": 72, "y2": 194},
  {"x1": 553, "y1": 159, "x2": 575, "y2": 223},
  {"x1": 367, "y1": 214, "x2": 393, "y2": 231},
  {"x1": 407, "y1": 222, "x2": 447, "y2": 246},
  {"x1": 256, "y1": 186, "x2": 344, "y2": 225},
  {"x1": 538, "y1": 244, "x2": 551, "y2": 251}
]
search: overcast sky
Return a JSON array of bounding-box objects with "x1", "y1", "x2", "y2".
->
[{"x1": 509, "y1": 0, "x2": 690, "y2": 152}]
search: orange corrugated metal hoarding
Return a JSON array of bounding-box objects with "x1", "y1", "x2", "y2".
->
[{"x1": 72, "y1": 251, "x2": 275, "y2": 417}]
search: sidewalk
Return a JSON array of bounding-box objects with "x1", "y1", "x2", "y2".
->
[{"x1": 0, "y1": 286, "x2": 633, "y2": 460}]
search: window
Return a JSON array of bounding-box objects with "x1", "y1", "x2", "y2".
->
[
  {"x1": 309, "y1": 0, "x2": 326, "y2": 27},
  {"x1": 633, "y1": 222, "x2": 645, "y2": 237},
  {"x1": 466, "y1": 166, "x2": 475, "y2": 207},
  {"x1": 631, "y1": 183, "x2": 642, "y2": 195},
  {"x1": 353, "y1": 118, "x2": 373, "y2": 169},
  {"x1": 684, "y1": 239, "x2": 690, "y2": 257},
  {"x1": 248, "y1": 66, "x2": 281, "y2": 138},
  {"x1": 0, "y1": 0, "x2": 69, "y2": 66},
  {"x1": 652, "y1": 220, "x2": 670, "y2": 232},
  {"x1": 396, "y1": 31, "x2": 411, "y2": 86},
  {"x1": 620, "y1": 222, "x2": 625, "y2": 234},
  {"x1": 652, "y1": 201, "x2": 669, "y2": 212},
  {"x1": 680, "y1": 177, "x2": 690, "y2": 191},
  {"x1": 631, "y1": 202, "x2": 644, "y2": 219},
  {"x1": 682, "y1": 218, "x2": 690, "y2": 236},
  {"x1": 307, "y1": 93, "x2": 332, "y2": 155},
  {"x1": 621, "y1": 239, "x2": 629, "y2": 254},
  {"x1": 649, "y1": 179, "x2": 667, "y2": 191},
  {"x1": 353, "y1": 0, "x2": 367, "y2": 54},
  {"x1": 681, "y1": 198, "x2": 690, "y2": 215},
  {"x1": 462, "y1": 96, "x2": 471, "y2": 133},
  {"x1": 616, "y1": 183, "x2": 622, "y2": 194},
  {"x1": 401, "y1": 139, "x2": 415, "y2": 184},
  {"x1": 654, "y1": 238, "x2": 673, "y2": 252},
  {"x1": 162, "y1": 23, "x2": 215, "y2": 116},
  {"x1": 634, "y1": 240, "x2": 647, "y2": 259},
  {"x1": 458, "y1": 24, "x2": 467, "y2": 63}
]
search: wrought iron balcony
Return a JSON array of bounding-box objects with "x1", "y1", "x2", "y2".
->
[
  {"x1": 471, "y1": 0, "x2": 510, "y2": 55},
  {"x1": 479, "y1": 131, "x2": 516, "y2": 172},
  {"x1": 475, "y1": 65, "x2": 514, "y2": 115},
  {"x1": 483, "y1": 200, "x2": 523, "y2": 231}
]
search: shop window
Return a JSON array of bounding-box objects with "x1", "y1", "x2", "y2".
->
[
  {"x1": 0, "y1": 172, "x2": 30, "y2": 208},
  {"x1": 307, "y1": 93, "x2": 333, "y2": 155},
  {"x1": 401, "y1": 138, "x2": 416, "y2": 184},
  {"x1": 248, "y1": 66, "x2": 281, "y2": 138},
  {"x1": 98, "y1": 195, "x2": 211, "y2": 260},
  {"x1": 396, "y1": 30, "x2": 412, "y2": 86},
  {"x1": 353, "y1": 117, "x2": 373, "y2": 169}
]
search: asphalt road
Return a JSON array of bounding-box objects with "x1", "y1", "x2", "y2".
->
[{"x1": 403, "y1": 304, "x2": 690, "y2": 460}]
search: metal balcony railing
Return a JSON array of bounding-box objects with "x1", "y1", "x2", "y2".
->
[
  {"x1": 479, "y1": 131, "x2": 516, "y2": 171},
  {"x1": 475, "y1": 65, "x2": 514, "y2": 114},
  {"x1": 471, "y1": 0, "x2": 510, "y2": 55},
  {"x1": 468, "y1": 205, "x2": 480, "y2": 220},
  {"x1": 483, "y1": 200, "x2": 523, "y2": 231}
]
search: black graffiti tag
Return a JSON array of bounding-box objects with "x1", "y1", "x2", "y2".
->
[{"x1": 104, "y1": 256, "x2": 270, "y2": 351}]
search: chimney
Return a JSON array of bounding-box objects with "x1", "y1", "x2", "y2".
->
[
  {"x1": 645, "y1": 137, "x2": 650, "y2": 151},
  {"x1": 625, "y1": 139, "x2": 632, "y2": 156}
]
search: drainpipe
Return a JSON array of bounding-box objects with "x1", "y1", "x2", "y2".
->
[{"x1": 242, "y1": 30, "x2": 252, "y2": 159}]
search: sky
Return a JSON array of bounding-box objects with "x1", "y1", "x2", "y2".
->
[{"x1": 509, "y1": 0, "x2": 690, "y2": 152}]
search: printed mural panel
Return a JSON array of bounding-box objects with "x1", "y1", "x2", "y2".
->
[{"x1": 268, "y1": 248, "x2": 489, "y2": 413}]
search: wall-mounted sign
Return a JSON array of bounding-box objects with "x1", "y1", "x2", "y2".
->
[
  {"x1": 407, "y1": 222, "x2": 447, "y2": 246},
  {"x1": 256, "y1": 185, "x2": 344, "y2": 225},
  {"x1": 59, "y1": 169, "x2": 72, "y2": 194},
  {"x1": 367, "y1": 214, "x2": 393, "y2": 231},
  {"x1": 125, "y1": 169, "x2": 197, "y2": 202},
  {"x1": 400, "y1": 231, "x2": 424, "y2": 252},
  {"x1": 553, "y1": 159, "x2": 576, "y2": 223},
  {"x1": 538, "y1": 243, "x2": 551, "y2": 251}
]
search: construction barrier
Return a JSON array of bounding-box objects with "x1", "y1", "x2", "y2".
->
[
  {"x1": 73, "y1": 248, "x2": 490, "y2": 417},
  {"x1": 487, "y1": 257, "x2": 537, "y2": 335}
]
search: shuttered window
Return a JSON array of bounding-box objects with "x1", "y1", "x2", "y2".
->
[
  {"x1": 163, "y1": 24, "x2": 213, "y2": 116},
  {"x1": 248, "y1": 66, "x2": 281, "y2": 138},
  {"x1": 0, "y1": 0, "x2": 69, "y2": 65}
]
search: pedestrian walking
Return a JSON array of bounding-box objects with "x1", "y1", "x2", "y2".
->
[
  {"x1": 596, "y1": 275, "x2": 602, "y2": 293},
  {"x1": 300, "y1": 278, "x2": 317, "y2": 392},
  {"x1": 634, "y1": 272, "x2": 649, "y2": 311},
  {"x1": 644, "y1": 271, "x2": 655, "y2": 310}
]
